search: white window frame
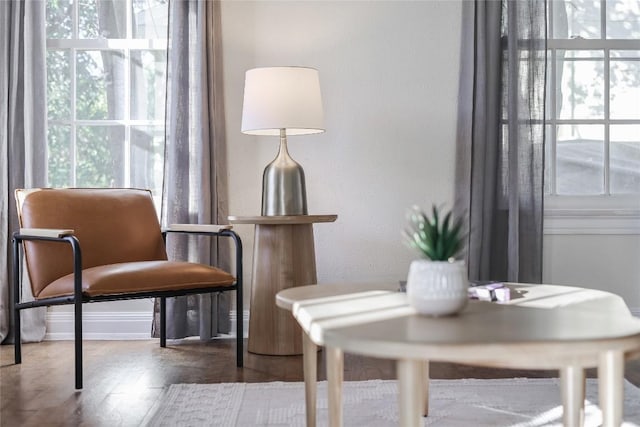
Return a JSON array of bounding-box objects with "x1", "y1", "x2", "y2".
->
[
  {"x1": 46, "y1": 0, "x2": 167, "y2": 189},
  {"x1": 544, "y1": 0, "x2": 640, "y2": 235}
]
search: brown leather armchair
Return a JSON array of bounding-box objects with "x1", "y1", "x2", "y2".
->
[{"x1": 12, "y1": 188, "x2": 243, "y2": 389}]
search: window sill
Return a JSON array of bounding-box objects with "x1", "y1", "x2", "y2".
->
[
  {"x1": 544, "y1": 208, "x2": 640, "y2": 235},
  {"x1": 544, "y1": 195, "x2": 640, "y2": 234}
]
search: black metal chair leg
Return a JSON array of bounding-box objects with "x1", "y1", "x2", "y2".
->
[
  {"x1": 14, "y1": 308, "x2": 21, "y2": 364},
  {"x1": 160, "y1": 297, "x2": 166, "y2": 348},
  {"x1": 13, "y1": 238, "x2": 21, "y2": 364},
  {"x1": 236, "y1": 288, "x2": 243, "y2": 368},
  {"x1": 74, "y1": 296, "x2": 83, "y2": 389},
  {"x1": 231, "y1": 230, "x2": 244, "y2": 368}
]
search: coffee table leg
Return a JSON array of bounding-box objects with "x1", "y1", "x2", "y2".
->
[
  {"x1": 326, "y1": 345, "x2": 344, "y2": 427},
  {"x1": 599, "y1": 350, "x2": 624, "y2": 427},
  {"x1": 302, "y1": 333, "x2": 318, "y2": 427},
  {"x1": 560, "y1": 365, "x2": 585, "y2": 427},
  {"x1": 421, "y1": 360, "x2": 429, "y2": 416},
  {"x1": 397, "y1": 359, "x2": 423, "y2": 427}
]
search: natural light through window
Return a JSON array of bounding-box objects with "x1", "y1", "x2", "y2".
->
[
  {"x1": 45, "y1": 0, "x2": 168, "y2": 201},
  {"x1": 545, "y1": 0, "x2": 640, "y2": 206}
]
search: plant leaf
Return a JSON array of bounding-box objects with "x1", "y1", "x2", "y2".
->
[{"x1": 403, "y1": 204, "x2": 465, "y2": 261}]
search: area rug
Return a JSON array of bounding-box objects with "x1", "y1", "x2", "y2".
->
[{"x1": 145, "y1": 378, "x2": 640, "y2": 426}]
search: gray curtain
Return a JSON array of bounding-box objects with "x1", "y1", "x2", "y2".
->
[
  {"x1": 152, "y1": 0, "x2": 231, "y2": 340},
  {"x1": 0, "y1": 0, "x2": 47, "y2": 343},
  {"x1": 454, "y1": 0, "x2": 547, "y2": 283}
]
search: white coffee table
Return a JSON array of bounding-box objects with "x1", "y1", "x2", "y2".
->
[{"x1": 276, "y1": 282, "x2": 640, "y2": 427}]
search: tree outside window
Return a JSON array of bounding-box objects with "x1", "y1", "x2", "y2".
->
[
  {"x1": 46, "y1": 0, "x2": 168, "y2": 201},
  {"x1": 546, "y1": 0, "x2": 640, "y2": 198}
]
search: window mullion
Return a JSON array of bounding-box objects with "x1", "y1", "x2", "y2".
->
[
  {"x1": 72, "y1": 0, "x2": 78, "y2": 39},
  {"x1": 71, "y1": 46, "x2": 77, "y2": 188},
  {"x1": 601, "y1": 0, "x2": 609, "y2": 195},
  {"x1": 548, "y1": 0, "x2": 554, "y2": 39},
  {"x1": 124, "y1": 48, "x2": 131, "y2": 188},
  {"x1": 70, "y1": 0, "x2": 79, "y2": 187},
  {"x1": 126, "y1": 0, "x2": 132, "y2": 39},
  {"x1": 604, "y1": 48, "x2": 611, "y2": 195},
  {"x1": 547, "y1": 39, "x2": 640, "y2": 50},
  {"x1": 601, "y1": 0, "x2": 607, "y2": 39},
  {"x1": 123, "y1": 0, "x2": 133, "y2": 188},
  {"x1": 550, "y1": 48, "x2": 557, "y2": 196}
]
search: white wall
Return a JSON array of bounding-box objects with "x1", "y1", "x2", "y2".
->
[
  {"x1": 544, "y1": 234, "x2": 640, "y2": 310},
  {"x1": 223, "y1": 0, "x2": 463, "y2": 296}
]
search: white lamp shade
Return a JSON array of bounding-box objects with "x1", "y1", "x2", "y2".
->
[{"x1": 241, "y1": 67, "x2": 325, "y2": 136}]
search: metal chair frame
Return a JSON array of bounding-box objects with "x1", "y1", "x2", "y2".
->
[{"x1": 12, "y1": 228, "x2": 243, "y2": 390}]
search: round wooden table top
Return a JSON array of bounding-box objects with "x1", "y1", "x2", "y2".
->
[
  {"x1": 279, "y1": 282, "x2": 640, "y2": 369},
  {"x1": 228, "y1": 215, "x2": 337, "y2": 225},
  {"x1": 322, "y1": 295, "x2": 640, "y2": 369}
]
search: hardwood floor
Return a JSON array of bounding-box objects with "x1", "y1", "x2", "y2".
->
[{"x1": 2, "y1": 339, "x2": 640, "y2": 426}]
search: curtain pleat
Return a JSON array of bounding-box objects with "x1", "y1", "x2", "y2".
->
[
  {"x1": 0, "y1": 0, "x2": 47, "y2": 343},
  {"x1": 455, "y1": 0, "x2": 547, "y2": 283},
  {"x1": 152, "y1": 0, "x2": 230, "y2": 340}
]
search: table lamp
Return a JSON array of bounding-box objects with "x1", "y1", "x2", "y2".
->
[{"x1": 241, "y1": 66, "x2": 325, "y2": 216}]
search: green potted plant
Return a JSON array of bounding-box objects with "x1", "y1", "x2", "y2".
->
[{"x1": 403, "y1": 204, "x2": 468, "y2": 316}]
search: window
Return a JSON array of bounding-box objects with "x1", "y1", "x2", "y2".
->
[
  {"x1": 46, "y1": 0, "x2": 168, "y2": 200},
  {"x1": 545, "y1": 0, "x2": 640, "y2": 218}
]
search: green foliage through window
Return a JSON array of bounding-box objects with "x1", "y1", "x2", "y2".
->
[{"x1": 46, "y1": 0, "x2": 168, "y2": 195}]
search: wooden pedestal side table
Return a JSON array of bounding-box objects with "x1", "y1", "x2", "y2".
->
[{"x1": 228, "y1": 215, "x2": 337, "y2": 355}]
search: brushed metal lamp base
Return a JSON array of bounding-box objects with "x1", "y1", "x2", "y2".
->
[{"x1": 261, "y1": 130, "x2": 308, "y2": 216}]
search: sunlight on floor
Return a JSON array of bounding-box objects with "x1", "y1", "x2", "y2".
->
[{"x1": 505, "y1": 400, "x2": 640, "y2": 427}]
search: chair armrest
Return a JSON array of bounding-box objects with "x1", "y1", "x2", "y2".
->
[
  {"x1": 13, "y1": 228, "x2": 83, "y2": 302},
  {"x1": 162, "y1": 224, "x2": 243, "y2": 290},
  {"x1": 164, "y1": 224, "x2": 232, "y2": 234},
  {"x1": 19, "y1": 228, "x2": 75, "y2": 238}
]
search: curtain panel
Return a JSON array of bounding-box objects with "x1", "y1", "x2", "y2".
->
[
  {"x1": 152, "y1": 0, "x2": 231, "y2": 340},
  {"x1": 0, "y1": 0, "x2": 47, "y2": 343},
  {"x1": 454, "y1": 0, "x2": 547, "y2": 283}
]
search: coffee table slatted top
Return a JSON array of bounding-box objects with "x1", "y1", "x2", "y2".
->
[
  {"x1": 277, "y1": 282, "x2": 640, "y2": 427},
  {"x1": 278, "y1": 282, "x2": 640, "y2": 368}
]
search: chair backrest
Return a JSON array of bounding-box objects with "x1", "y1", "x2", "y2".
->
[{"x1": 16, "y1": 188, "x2": 168, "y2": 297}]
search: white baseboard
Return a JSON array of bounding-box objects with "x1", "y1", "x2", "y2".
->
[
  {"x1": 231, "y1": 310, "x2": 250, "y2": 339},
  {"x1": 45, "y1": 310, "x2": 250, "y2": 341},
  {"x1": 46, "y1": 306, "x2": 640, "y2": 340}
]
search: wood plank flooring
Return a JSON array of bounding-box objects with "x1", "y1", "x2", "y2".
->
[{"x1": 1, "y1": 339, "x2": 640, "y2": 426}]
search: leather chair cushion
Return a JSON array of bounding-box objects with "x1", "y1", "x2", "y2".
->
[
  {"x1": 38, "y1": 260, "x2": 235, "y2": 299},
  {"x1": 17, "y1": 188, "x2": 168, "y2": 297}
]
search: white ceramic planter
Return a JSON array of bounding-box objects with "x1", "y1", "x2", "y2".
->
[{"x1": 406, "y1": 259, "x2": 469, "y2": 316}]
